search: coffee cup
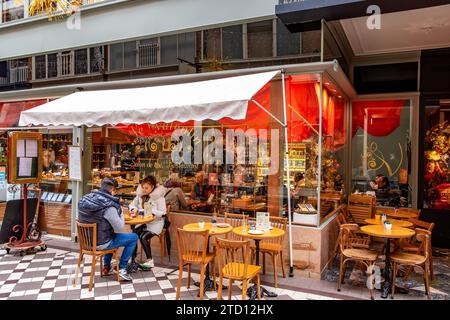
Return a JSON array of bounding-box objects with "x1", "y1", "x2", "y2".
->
[
  {"x1": 384, "y1": 221, "x2": 392, "y2": 230},
  {"x1": 198, "y1": 220, "x2": 205, "y2": 229}
]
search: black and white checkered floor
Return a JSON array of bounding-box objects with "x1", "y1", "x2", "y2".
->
[{"x1": 0, "y1": 247, "x2": 340, "y2": 300}]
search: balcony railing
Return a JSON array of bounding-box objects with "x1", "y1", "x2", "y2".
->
[
  {"x1": 0, "y1": 65, "x2": 29, "y2": 85},
  {"x1": 139, "y1": 43, "x2": 159, "y2": 67},
  {"x1": 10, "y1": 65, "x2": 29, "y2": 83}
]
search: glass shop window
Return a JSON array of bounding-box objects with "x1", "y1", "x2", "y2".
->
[
  {"x1": 222, "y1": 25, "x2": 243, "y2": 60},
  {"x1": 247, "y1": 20, "x2": 273, "y2": 59},
  {"x1": 351, "y1": 100, "x2": 412, "y2": 207}
]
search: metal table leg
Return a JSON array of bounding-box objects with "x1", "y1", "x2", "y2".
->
[{"x1": 247, "y1": 239, "x2": 277, "y2": 299}]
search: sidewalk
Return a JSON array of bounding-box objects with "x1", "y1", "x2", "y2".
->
[{"x1": 0, "y1": 235, "x2": 447, "y2": 300}]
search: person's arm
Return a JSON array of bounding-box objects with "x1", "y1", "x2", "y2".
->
[
  {"x1": 176, "y1": 188, "x2": 188, "y2": 209},
  {"x1": 103, "y1": 207, "x2": 125, "y2": 232},
  {"x1": 129, "y1": 195, "x2": 140, "y2": 212},
  {"x1": 151, "y1": 197, "x2": 167, "y2": 217}
]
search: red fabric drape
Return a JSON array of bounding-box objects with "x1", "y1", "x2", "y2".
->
[
  {"x1": 0, "y1": 99, "x2": 47, "y2": 127},
  {"x1": 114, "y1": 78, "x2": 347, "y2": 150},
  {"x1": 352, "y1": 100, "x2": 405, "y2": 137}
]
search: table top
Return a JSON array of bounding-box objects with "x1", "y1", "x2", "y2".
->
[
  {"x1": 183, "y1": 222, "x2": 233, "y2": 236},
  {"x1": 360, "y1": 225, "x2": 415, "y2": 239},
  {"x1": 365, "y1": 218, "x2": 413, "y2": 228},
  {"x1": 124, "y1": 215, "x2": 154, "y2": 225},
  {"x1": 232, "y1": 226, "x2": 285, "y2": 240},
  {"x1": 384, "y1": 211, "x2": 418, "y2": 219}
]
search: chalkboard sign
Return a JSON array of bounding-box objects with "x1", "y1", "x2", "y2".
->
[{"x1": 7, "y1": 132, "x2": 43, "y2": 184}]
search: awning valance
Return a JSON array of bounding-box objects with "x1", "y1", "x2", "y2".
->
[{"x1": 19, "y1": 71, "x2": 280, "y2": 127}]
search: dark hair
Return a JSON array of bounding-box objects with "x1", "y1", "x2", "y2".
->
[
  {"x1": 141, "y1": 175, "x2": 157, "y2": 188},
  {"x1": 100, "y1": 177, "x2": 118, "y2": 193},
  {"x1": 294, "y1": 172, "x2": 304, "y2": 182},
  {"x1": 380, "y1": 176, "x2": 390, "y2": 188},
  {"x1": 141, "y1": 175, "x2": 157, "y2": 203}
]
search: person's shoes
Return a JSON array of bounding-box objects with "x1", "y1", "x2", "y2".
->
[
  {"x1": 141, "y1": 259, "x2": 154, "y2": 269},
  {"x1": 118, "y1": 269, "x2": 133, "y2": 282},
  {"x1": 101, "y1": 265, "x2": 111, "y2": 276}
]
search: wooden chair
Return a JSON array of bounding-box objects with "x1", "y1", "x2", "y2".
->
[
  {"x1": 175, "y1": 227, "x2": 216, "y2": 300},
  {"x1": 250, "y1": 216, "x2": 287, "y2": 288},
  {"x1": 346, "y1": 195, "x2": 375, "y2": 225},
  {"x1": 397, "y1": 208, "x2": 421, "y2": 219},
  {"x1": 140, "y1": 205, "x2": 171, "y2": 264},
  {"x1": 399, "y1": 219, "x2": 435, "y2": 280},
  {"x1": 74, "y1": 221, "x2": 120, "y2": 291},
  {"x1": 391, "y1": 229, "x2": 432, "y2": 300},
  {"x1": 329, "y1": 210, "x2": 371, "y2": 269},
  {"x1": 216, "y1": 238, "x2": 261, "y2": 300},
  {"x1": 337, "y1": 224, "x2": 379, "y2": 300},
  {"x1": 224, "y1": 212, "x2": 255, "y2": 241}
]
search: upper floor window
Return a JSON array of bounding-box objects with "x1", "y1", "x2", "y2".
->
[
  {"x1": 33, "y1": 46, "x2": 103, "y2": 80},
  {"x1": 2, "y1": 0, "x2": 24, "y2": 22},
  {"x1": 247, "y1": 20, "x2": 273, "y2": 58},
  {"x1": 203, "y1": 28, "x2": 222, "y2": 61},
  {"x1": 222, "y1": 25, "x2": 243, "y2": 60},
  {"x1": 277, "y1": 19, "x2": 300, "y2": 56}
]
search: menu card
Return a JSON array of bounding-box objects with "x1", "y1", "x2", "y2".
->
[{"x1": 256, "y1": 212, "x2": 270, "y2": 231}]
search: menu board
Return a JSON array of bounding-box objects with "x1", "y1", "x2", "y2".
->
[
  {"x1": 69, "y1": 146, "x2": 82, "y2": 181},
  {"x1": 7, "y1": 132, "x2": 43, "y2": 184},
  {"x1": 256, "y1": 212, "x2": 270, "y2": 231}
]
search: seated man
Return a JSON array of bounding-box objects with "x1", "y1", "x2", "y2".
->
[
  {"x1": 189, "y1": 171, "x2": 214, "y2": 212},
  {"x1": 78, "y1": 177, "x2": 138, "y2": 281}
]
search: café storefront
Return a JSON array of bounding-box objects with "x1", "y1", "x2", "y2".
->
[{"x1": 12, "y1": 61, "x2": 356, "y2": 278}]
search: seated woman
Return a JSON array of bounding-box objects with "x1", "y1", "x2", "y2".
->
[
  {"x1": 291, "y1": 172, "x2": 305, "y2": 209},
  {"x1": 164, "y1": 173, "x2": 188, "y2": 210},
  {"x1": 129, "y1": 175, "x2": 167, "y2": 269}
]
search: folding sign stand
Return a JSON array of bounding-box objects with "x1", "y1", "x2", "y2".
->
[
  {"x1": 4, "y1": 184, "x2": 46, "y2": 256},
  {"x1": 5, "y1": 132, "x2": 46, "y2": 256}
]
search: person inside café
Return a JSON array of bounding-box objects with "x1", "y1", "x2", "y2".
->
[
  {"x1": 43, "y1": 149, "x2": 57, "y2": 173},
  {"x1": 163, "y1": 173, "x2": 189, "y2": 211},
  {"x1": 370, "y1": 174, "x2": 391, "y2": 204},
  {"x1": 78, "y1": 177, "x2": 138, "y2": 282},
  {"x1": 189, "y1": 170, "x2": 214, "y2": 212},
  {"x1": 129, "y1": 175, "x2": 167, "y2": 269},
  {"x1": 291, "y1": 172, "x2": 305, "y2": 208}
]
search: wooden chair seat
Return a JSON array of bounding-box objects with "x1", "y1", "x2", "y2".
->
[
  {"x1": 251, "y1": 242, "x2": 282, "y2": 253},
  {"x1": 222, "y1": 262, "x2": 261, "y2": 279},
  {"x1": 182, "y1": 252, "x2": 215, "y2": 264},
  {"x1": 349, "y1": 238, "x2": 371, "y2": 249},
  {"x1": 216, "y1": 238, "x2": 261, "y2": 300},
  {"x1": 391, "y1": 252, "x2": 427, "y2": 265},
  {"x1": 342, "y1": 248, "x2": 378, "y2": 261}
]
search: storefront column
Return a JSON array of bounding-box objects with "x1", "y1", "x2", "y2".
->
[{"x1": 71, "y1": 126, "x2": 84, "y2": 242}]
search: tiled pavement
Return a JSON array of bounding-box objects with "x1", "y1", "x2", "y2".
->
[
  {"x1": 0, "y1": 246, "x2": 342, "y2": 301},
  {"x1": 1, "y1": 236, "x2": 448, "y2": 300}
]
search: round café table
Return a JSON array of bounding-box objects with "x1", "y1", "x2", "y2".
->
[
  {"x1": 377, "y1": 210, "x2": 418, "y2": 220},
  {"x1": 364, "y1": 218, "x2": 413, "y2": 228},
  {"x1": 233, "y1": 226, "x2": 285, "y2": 300},
  {"x1": 183, "y1": 222, "x2": 233, "y2": 292},
  {"x1": 124, "y1": 214, "x2": 154, "y2": 273},
  {"x1": 360, "y1": 225, "x2": 415, "y2": 299}
]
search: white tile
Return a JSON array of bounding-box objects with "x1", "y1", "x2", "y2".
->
[
  {"x1": 158, "y1": 280, "x2": 172, "y2": 289},
  {"x1": 292, "y1": 292, "x2": 308, "y2": 300},
  {"x1": 7, "y1": 273, "x2": 23, "y2": 280},
  {"x1": 53, "y1": 286, "x2": 67, "y2": 292},
  {"x1": 32, "y1": 277, "x2": 46, "y2": 282},
  {"x1": 136, "y1": 291, "x2": 151, "y2": 298},
  {"x1": 94, "y1": 282, "x2": 108, "y2": 288},
  {"x1": 108, "y1": 294, "x2": 122, "y2": 300},
  {"x1": 37, "y1": 293, "x2": 53, "y2": 300},
  {"x1": 149, "y1": 289, "x2": 163, "y2": 296},
  {"x1": 16, "y1": 263, "x2": 30, "y2": 269},
  {"x1": 46, "y1": 269, "x2": 61, "y2": 277},
  {"x1": 305, "y1": 293, "x2": 324, "y2": 300},
  {"x1": 94, "y1": 296, "x2": 108, "y2": 300},
  {"x1": 132, "y1": 278, "x2": 146, "y2": 284},
  {"x1": 25, "y1": 289, "x2": 40, "y2": 295},
  {"x1": 164, "y1": 292, "x2": 177, "y2": 299},
  {"x1": 18, "y1": 278, "x2": 33, "y2": 283},
  {"x1": 121, "y1": 288, "x2": 135, "y2": 294},
  {"x1": 9, "y1": 290, "x2": 26, "y2": 297},
  {"x1": 41, "y1": 280, "x2": 57, "y2": 289}
]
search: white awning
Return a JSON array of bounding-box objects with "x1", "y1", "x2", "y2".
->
[{"x1": 19, "y1": 71, "x2": 279, "y2": 127}]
